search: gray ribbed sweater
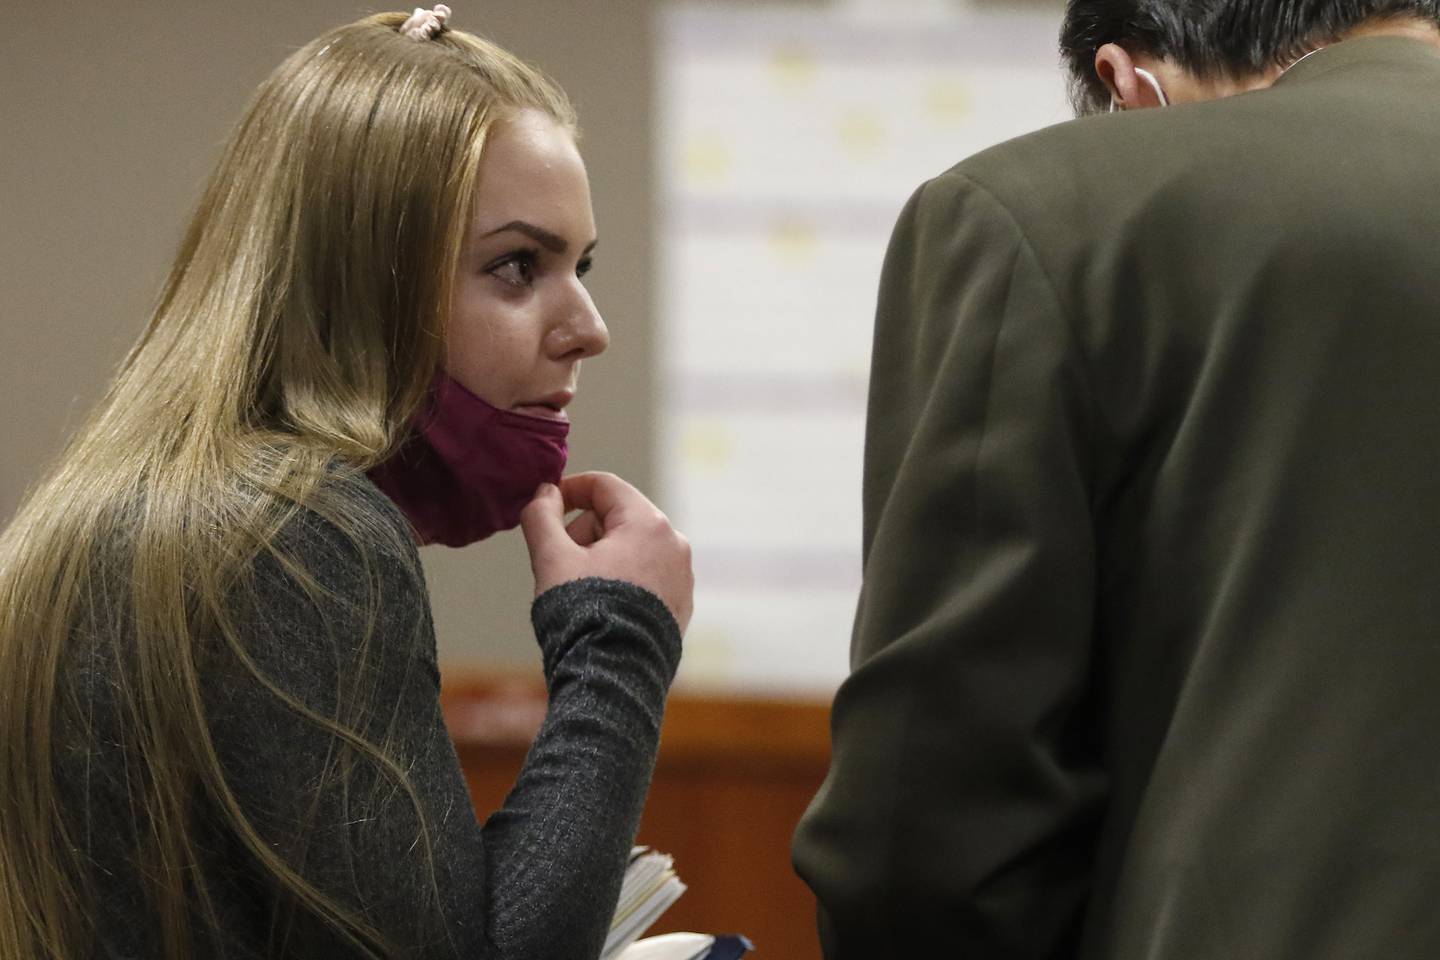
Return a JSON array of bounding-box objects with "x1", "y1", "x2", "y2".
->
[{"x1": 58, "y1": 477, "x2": 682, "y2": 959}]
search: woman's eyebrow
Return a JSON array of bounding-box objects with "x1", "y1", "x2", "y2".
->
[{"x1": 479, "y1": 220, "x2": 598, "y2": 255}]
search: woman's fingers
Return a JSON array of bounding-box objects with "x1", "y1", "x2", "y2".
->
[
  {"x1": 565, "y1": 510, "x2": 603, "y2": 547},
  {"x1": 519, "y1": 483, "x2": 569, "y2": 578},
  {"x1": 529, "y1": 473, "x2": 693, "y2": 631},
  {"x1": 560, "y1": 472, "x2": 642, "y2": 524}
]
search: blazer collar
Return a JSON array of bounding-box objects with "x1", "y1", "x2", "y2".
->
[{"x1": 1275, "y1": 34, "x2": 1440, "y2": 87}]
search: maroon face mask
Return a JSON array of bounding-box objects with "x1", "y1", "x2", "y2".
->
[{"x1": 369, "y1": 374, "x2": 570, "y2": 547}]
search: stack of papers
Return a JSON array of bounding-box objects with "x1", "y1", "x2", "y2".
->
[
  {"x1": 603, "y1": 848, "x2": 688, "y2": 959},
  {"x1": 603, "y1": 846, "x2": 754, "y2": 960}
]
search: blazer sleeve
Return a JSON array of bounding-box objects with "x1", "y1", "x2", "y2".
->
[{"x1": 791, "y1": 170, "x2": 1108, "y2": 957}]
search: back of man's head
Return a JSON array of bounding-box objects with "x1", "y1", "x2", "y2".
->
[{"x1": 1061, "y1": 0, "x2": 1440, "y2": 113}]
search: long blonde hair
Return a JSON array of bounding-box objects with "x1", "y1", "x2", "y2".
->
[{"x1": 0, "y1": 12, "x2": 574, "y2": 959}]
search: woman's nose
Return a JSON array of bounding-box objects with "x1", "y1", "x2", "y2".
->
[{"x1": 549, "y1": 285, "x2": 609, "y2": 360}]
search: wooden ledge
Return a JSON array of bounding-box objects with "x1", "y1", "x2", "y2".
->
[{"x1": 439, "y1": 669, "x2": 832, "y2": 776}]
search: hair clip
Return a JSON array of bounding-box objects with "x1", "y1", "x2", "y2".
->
[{"x1": 400, "y1": 5, "x2": 451, "y2": 40}]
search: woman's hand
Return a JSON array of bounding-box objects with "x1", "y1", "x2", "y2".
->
[{"x1": 519, "y1": 472, "x2": 694, "y2": 632}]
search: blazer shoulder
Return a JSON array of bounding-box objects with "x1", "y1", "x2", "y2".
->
[
  {"x1": 950, "y1": 115, "x2": 1108, "y2": 198},
  {"x1": 899, "y1": 114, "x2": 1124, "y2": 261},
  {"x1": 919, "y1": 106, "x2": 1232, "y2": 269}
]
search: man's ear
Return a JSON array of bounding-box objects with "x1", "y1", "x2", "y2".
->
[{"x1": 1095, "y1": 42, "x2": 1155, "y2": 110}]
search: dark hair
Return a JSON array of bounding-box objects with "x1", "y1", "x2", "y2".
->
[{"x1": 1060, "y1": 0, "x2": 1440, "y2": 113}]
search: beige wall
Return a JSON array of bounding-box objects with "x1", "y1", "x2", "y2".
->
[{"x1": 1, "y1": 0, "x2": 654, "y2": 666}]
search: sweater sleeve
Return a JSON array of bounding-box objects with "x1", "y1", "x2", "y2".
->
[
  {"x1": 484, "y1": 578, "x2": 683, "y2": 958},
  {"x1": 206, "y1": 483, "x2": 681, "y2": 960}
]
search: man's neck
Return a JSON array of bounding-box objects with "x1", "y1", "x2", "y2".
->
[{"x1": 1338, "y1": 16, "x2": 1440, "y2": 49}]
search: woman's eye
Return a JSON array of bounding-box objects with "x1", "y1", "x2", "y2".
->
[
  {"x1": 488, "y1": 252, "x2": 537, "y2": 288},
  {"x1": 576, "y1": 256, "x2": 594, "y2": 280}
]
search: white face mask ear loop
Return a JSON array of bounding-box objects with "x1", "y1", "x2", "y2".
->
[
  {"x1": 1134, "y1": 67, "x2": 1170, "y2": 106},
  {"x1": 1279, "y1": 46, "x2": 1326, "y2": 78},
  {"x1": 1111, "y1": 66, "x2": 1171, "y2": 112}
]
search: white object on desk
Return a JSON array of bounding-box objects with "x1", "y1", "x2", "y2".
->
[{"x1": 615, "y1": 932, "x2": 716, "y2": 960}]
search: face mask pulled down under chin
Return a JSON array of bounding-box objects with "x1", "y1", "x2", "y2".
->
[{"x1": 368, "y1": 375, "x2": 570, "y2": 548}]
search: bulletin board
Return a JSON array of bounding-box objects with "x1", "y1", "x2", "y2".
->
[{"x1": 657, "y1": 0, "x2": 1073, "y2": 693}]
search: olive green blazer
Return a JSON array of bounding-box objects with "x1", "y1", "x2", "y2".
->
[{"x1": 793, "y1": 36, "x2": 1440, "y2": 959}]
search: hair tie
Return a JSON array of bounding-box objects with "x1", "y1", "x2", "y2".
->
[{"x1": 400, "y1": 5, "x2": 451, "y2": 40}]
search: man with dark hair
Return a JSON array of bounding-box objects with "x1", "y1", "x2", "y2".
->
[
  {"x1": 1060, "y1": 0, "x2": 1440, "y2": 112},
  {"x1": 793, "y1": 2, "x2": 1440, "y2": 956}
]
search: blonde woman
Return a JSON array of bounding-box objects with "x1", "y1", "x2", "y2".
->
[{"x1": 0, "y1": 7, "x2": 691, "y2": 959}]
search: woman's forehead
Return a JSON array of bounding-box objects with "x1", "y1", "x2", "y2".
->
[{"x1": 466, "y1": 112, "x2": 594, "y2": 245}]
